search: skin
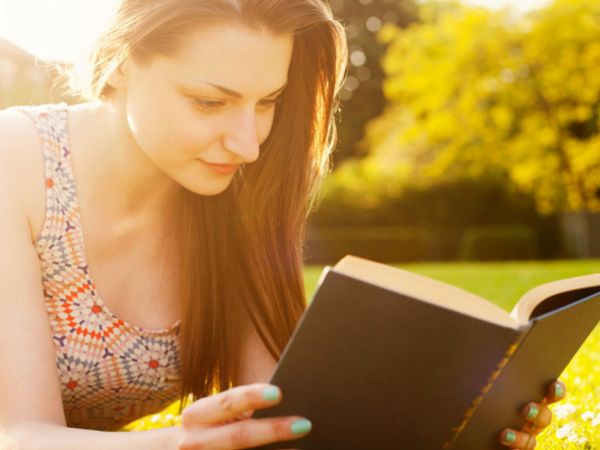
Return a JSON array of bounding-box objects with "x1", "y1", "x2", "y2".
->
[
  {"x1": 497, "y1": 379, "x2": 567, "y2": 450},
  {"x1": 175, "y1": 380, "x2": 567, "y2": 449},
  {"x1": 74, "y1": 23, "x2": 566, "y2": 449},
  {"x1": 75, "y1": 23, "x2": 293, "y2": 228}
]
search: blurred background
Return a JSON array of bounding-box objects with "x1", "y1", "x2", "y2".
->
[
  {"x1": 306, "y1": 0, "x2": 600, "y2": 265},
  {"x1": 1, "y1": 0, "x2": 599, "y2": 265}
]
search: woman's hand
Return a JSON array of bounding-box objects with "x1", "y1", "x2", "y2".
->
[
  {"x1": 498, "y1": 379, "x2": 566, "y2": 450},
  {"x1": 177, "y1": 383, "x2": 311, "y2": 450}
]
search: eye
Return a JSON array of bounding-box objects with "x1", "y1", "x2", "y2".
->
[
  {"x1": 257, "y1": 95, "x2": 283, "y2": 110},
  {"x1": 191, "y1": 95, "x2": 283, "y2": 113},
  {"x1": 192, "y1": 98, "x2": 225, "y2": 111}
]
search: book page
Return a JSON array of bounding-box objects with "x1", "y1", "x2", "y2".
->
[
  {"x1": 333, "y1": 256, "x2": 518, "y2": 328},
  {"x1": 511, "y1": 274, "x2": 600, "y2": 324}
]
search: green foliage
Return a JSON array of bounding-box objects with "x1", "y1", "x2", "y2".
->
[
  {"x1": 306, "y1": 226, "x2": 434, "y2": 263},
  {"x1": 364, "y1": 0, "x2": 600, "y2": 213},
  {"x1": 314, "y1": 169, "x2": 540, "y2": 225},
  {"x1": 326, "y1": 0, "x2": 418, "y2": 164},
  {"x1": 123, "y1": 260, "x2": 600, "y2": 449},
  {"x1": 310, "y1": 172, "x2": 559, "y2": 259}
]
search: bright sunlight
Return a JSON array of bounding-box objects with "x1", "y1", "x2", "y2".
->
[
  {"x1": 1, "y1": 0, "x2": 550, "y2": 62},
  {"x1": 0, "y1": 0, "x2": 120, "y2": 61}
]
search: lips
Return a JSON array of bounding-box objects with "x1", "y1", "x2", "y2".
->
[{"x1": 198, "y1": 159, "x2": 239, "y2": 175}]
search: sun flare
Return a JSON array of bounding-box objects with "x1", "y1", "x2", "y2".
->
[
  {"x1": 0, "y1": 0, "x2": 120, "y2": 61},
  {"x1": 1, "y1": 0, "x2": 551, "y2": 62}
]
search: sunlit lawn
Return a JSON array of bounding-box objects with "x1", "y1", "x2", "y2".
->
[{"x1": 124, "y1": 259, "x2": 600, "y2": 448}]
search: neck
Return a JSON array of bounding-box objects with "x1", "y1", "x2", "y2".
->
[{"x1": 68, "y1": 98, "x2": 184, "y2": 230}]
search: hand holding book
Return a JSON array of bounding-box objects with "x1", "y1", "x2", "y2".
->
[{"x1": 498, "y1": 379, "x2": 566, "y2": 449}]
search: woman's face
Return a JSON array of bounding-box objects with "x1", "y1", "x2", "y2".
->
[{"x1": 111, "y1": 24, "x2": 294, "y2": 196}]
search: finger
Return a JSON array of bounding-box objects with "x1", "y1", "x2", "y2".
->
[
  {"x1": 178, "y1": 416, "x2": 312, "y2": 450},
  {"x1": 181, "y1": 383, "x2": 282, "y2": 427},
  {"x1": 543, "y1": 380, "x2": 566, "y2": 404},
  {"x1": 214, "y1": 410, "x2": 253, "y2": 426},
  {"x1": 498, "y1": 428, "x2": 537, "y2": 450},
  {"x1": 521, "y1": 402, "x2": 552, "y2": 429},
  {"x1": 521, "y1": 419, "x2": 549, "y2": 437},
  {"x1": 521, "y1": 422, "x2": 548, "y2": 438}
]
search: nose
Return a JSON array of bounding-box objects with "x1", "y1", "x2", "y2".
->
[{"x1": 222, "y1": 107, "x2": 261, "y2": 163}]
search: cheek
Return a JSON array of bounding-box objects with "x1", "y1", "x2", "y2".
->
[
  {"x1": 128, "y1": 100, "x2": 217, "y2": 161},
  {"x1": 177, "y1": 114, "x2": 222, "y2": 151},
  {"x1": 125, "y1": 91, "x2": 172, "y2": 158}
]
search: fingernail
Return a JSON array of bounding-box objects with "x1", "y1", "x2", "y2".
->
[
  {"x1": 262, "y1": 385, "x2": 281, "y2": 401},
  {"x1": 554, "y1": 383, "x2": 564, "y2": 398},
  {"x1": 291, "y1": 418, "x2": 312, "y2": 435},
  {"x1": 503, "y1": 430, "x2": 516, "y2": 444},
  {"x1": 527, "y1": 404, "x2": 539, "y2": 419}
]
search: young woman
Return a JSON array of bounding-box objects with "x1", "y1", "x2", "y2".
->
[{"x1": 0, "y1": 0, "x2": 565, "y2": 449}]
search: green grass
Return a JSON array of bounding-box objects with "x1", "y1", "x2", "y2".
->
[{"x1": 124, "y1": 259, "x2": 600, "y2": 448}]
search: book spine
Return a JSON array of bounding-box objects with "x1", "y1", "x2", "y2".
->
[{"x1": 442, "y1": 332, "x2": 528, "y2": 449}]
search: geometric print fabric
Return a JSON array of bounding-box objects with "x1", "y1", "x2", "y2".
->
[{"x1": 11, "y1": 103, "x2": 182, "y2": 430}]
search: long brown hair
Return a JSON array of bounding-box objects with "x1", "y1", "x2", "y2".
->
[{"x1": 64, "y1": 0, "x2": 348, "y2": 410}]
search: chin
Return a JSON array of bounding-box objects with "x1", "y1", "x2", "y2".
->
[{"x1": 185, "y1": 179, "x2": 233, "y2": 197}]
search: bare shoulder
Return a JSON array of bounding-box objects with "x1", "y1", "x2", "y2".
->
[{"x1": 0, "y1": 107, "x2": 47, "y2": 242}]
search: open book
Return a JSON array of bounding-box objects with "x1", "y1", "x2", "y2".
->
[
  {"x1": 252, "y1": 255, "x2": 600, "y2": 450},
  {"x1": 333, "y1": 256, "x2": 600, "y2": 329}
]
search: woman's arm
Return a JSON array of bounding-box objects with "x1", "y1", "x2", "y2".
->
[
  {"x1": 0, "y1": 422, "x2": 181, "y2": 450},
  {"x1": 4, "y1": 422, "x2": 181, "y2": 450},
  {"x1": 0, "y1": 122, "x2": 183, "y2": 450}
]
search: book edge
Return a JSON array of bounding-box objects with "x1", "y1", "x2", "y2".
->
[
  {"x1": 512, "y1": 273, "x2": 600, "y2": 323},
  {"x1": 333, "y1": 255, "x2": 518, "y2": 328}
]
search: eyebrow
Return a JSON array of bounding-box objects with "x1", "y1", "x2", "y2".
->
[{"x1": 190, "y1": 81, "x2": 288, "y2": 99}]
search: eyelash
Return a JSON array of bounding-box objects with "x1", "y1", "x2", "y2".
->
[{"x1": 192, "y1": 96, "x2": 283, "y2": 112}]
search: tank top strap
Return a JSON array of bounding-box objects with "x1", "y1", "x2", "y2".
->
[{"x1": 11, "y1": 102, "x2": 78, "y2": 255}]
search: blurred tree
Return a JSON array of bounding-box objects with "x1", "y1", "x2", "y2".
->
[
  {"x1": 329, "y1": 0, "x2": 417, "y2": 165},
  {"x1": 362, "y1": 0, "x2": 600, "y2": 213}
]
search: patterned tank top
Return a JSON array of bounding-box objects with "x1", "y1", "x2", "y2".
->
[{"x1": 11, "y1": 102, "x2": 183, "y2": 431}]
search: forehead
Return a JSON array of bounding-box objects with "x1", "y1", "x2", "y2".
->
[{"x1": 159, "y1": 24, "x2": 294, "y2": 96}]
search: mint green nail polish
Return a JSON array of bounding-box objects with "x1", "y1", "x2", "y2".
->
[
  {"x1": 527, "y1": 404, "x2": 539, "y2": 419},
  {"x1": 554, "y1": 383, "x2": 564, "y2": 398},
  {"x1": 504, "y1": 431, "x2": 516, "y2": 444},
  {"x1": 262, "y1": 386, "x2": 280, "y2": 401},
  {"x1": 291, "y1": 418, "x2": 312, "y2": 435}
]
